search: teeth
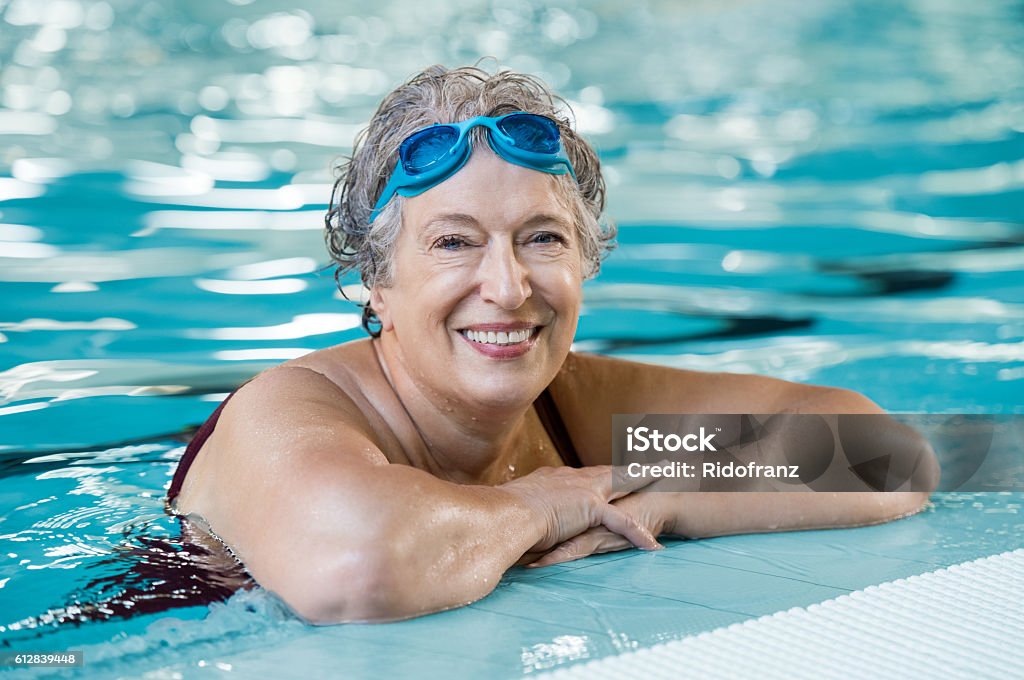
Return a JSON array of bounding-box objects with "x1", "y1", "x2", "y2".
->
[{"x1": 463, "y1": 328, "x2": 535, "y2": 345}]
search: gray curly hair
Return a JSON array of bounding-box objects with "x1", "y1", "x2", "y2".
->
[{"x1": 324, "y1": 64, "x2": 616, "y2": 336}]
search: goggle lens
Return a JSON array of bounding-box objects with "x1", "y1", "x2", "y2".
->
[
  {"x1": 401, "y1": 125, "x2": 459, "y2": 173},
  {"x1": 497, "y1": 114, "x2": 560, "y2": 153}
]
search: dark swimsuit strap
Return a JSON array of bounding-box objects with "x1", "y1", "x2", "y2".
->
[
  {"x1": 167, "y1": 386, "x2": 581, "y2": 502},
  {"x1": 533, "y1": 388, "x2": 583, "y2": 468}
]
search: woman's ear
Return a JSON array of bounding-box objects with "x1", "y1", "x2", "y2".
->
[{"x1": 368, "y1": 287, "x2": 394, "y2": 332}]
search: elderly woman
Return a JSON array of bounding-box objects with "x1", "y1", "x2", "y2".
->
[{"x1": 167, "y1": 65, "x2": 939, "y2": 623}]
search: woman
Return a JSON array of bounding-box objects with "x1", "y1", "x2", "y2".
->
[{"x1": 167, "y1": 65, "x2": 939, "y2": 624}]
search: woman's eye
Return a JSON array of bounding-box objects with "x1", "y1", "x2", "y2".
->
[
  {"x1": 531, "y1": 232, "x2": 566, "y2": 245},
  {"x1": 434, "y1": 235, "x2": 468, "y2": 250}
]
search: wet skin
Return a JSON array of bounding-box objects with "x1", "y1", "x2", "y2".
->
[{"x1": 171, "y1": 147, "x2": 938, "y2": 623}]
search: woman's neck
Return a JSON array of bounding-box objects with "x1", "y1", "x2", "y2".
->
[{"x1": 371, "y1": 336, "x2": 534, "y2": 485}]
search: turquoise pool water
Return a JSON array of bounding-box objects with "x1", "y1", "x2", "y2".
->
[{"x1": 1, "y1": 0, "x2": 1023, "y2": 676}]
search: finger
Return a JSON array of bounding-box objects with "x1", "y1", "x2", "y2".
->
[
  {"x1": 515, "y1": 551, "x2": 548, "y2": 567},
  {"x1": 598, "y1": 503, "x2": 663, "y2": 551},
  {"x1": 528, "y1": 536, "x2": 596, "y2": 568},
  {"x1": 529, "y1": 529, "x2": 629, "y2": 567},
  {"x1": 604, "y1": 464, "x2": 663, "y2": 500}
]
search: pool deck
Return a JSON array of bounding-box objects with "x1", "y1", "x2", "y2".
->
[{"x1": 158, "y1": 492, "x2": 1022, "y2": 678}]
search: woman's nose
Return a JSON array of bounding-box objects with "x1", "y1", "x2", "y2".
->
[{"x1": 478, "y1": 242, "x2": 532, "y2": 309}]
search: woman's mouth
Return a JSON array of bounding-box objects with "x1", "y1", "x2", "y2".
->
[
  {"x1": 459, "y1": 327, "x2": 537, "y2": 346},
  {"x1": 457, "y1": 326, "x2": 541, "y2": 358}
]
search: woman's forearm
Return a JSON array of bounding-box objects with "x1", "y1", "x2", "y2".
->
[
  {"x1": 301, "y1": 467, "x2": 544, "y2": 623},
  {"x1": 367, "y1": 484, "x2": 545, "y2": 620},
  {"x1": 660, "y1": 406, "x2": 939, "y2": 539},
  {"x1": 662, "y1": 490, "x2": 930, "y2": 539},
  {"x1": 303, "y1": 464, "x2": 656, "y2": 623}
]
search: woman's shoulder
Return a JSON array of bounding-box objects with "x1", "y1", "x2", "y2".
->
[
  {"x1": 229, "y1": 338, "x2": 382, "y2": 408},
  {"x1": 209, "y1": 346, "x2": 375, "y2": 443},
  {"x1": 273, "y1": 338, "x2": 380, "y2": 396},
  {"x1": 172, "y1": 341, "x2": 388, "y2": 517},
  {"x1": 550, "y1": 351, "x2": 878, "y2": 416},
  {"x1": 226, "y1": 338, "x2": 397, "y2": 438},
  {"x1": 549, "y1": 351, "x2": 722, "y2": 408}
]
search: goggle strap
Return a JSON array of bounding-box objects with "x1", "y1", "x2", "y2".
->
[
  {"x1": 370, "y1": 113, "x2": 578, "y2": 223},
  {"x1": 370, "y1": 165, "x2": 407, "y2": 222}
]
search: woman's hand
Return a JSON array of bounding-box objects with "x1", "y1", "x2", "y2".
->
[
  {"x1": 527, "y1": 491, "x2": 677, "y2": 567},
  {"x1": 498, "y1": 465, "x2": 664, "y2": 559},
  {"x1": 530, "y1": 487, "x2": 937, "y2": 568}
]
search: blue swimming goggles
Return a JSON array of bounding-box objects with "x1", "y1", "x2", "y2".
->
[{"x1": 370, "y1": 112, "x2": 577, "y2": 222}]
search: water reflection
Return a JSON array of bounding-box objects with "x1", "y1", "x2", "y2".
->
[
  {"x1": 0, "y1": 0, "x2": 1020, "y2": 412},
  {"x1": 0, "y1": 0, "x2": 1023, "y2": 671},
  {"x1": 0, "y1": 0, "x2": 1019, "y2": 436}
]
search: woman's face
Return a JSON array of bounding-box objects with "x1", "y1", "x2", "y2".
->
[{"x1": 370, "y1": 147, "x2": 583, "y2": 410}]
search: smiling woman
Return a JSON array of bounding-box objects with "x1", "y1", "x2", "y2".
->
[
  {"x1": 165, "y1": 65, "x2": 939, "y2": 624},
  {"x1": 371, "y1": 149, "x2": 583, "y2": 417}
]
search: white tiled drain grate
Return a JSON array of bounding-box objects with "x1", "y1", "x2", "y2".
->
[{"x1": 539, "y1": 549, "x2": 1024, "y2": 679}]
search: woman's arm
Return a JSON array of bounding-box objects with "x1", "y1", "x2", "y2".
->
[
  {"x1": 549, "y1": 352, "x2": 903, "y2": 466},
  {"x1": 179, "y1": 368, "x2": 659, "y2": 623},
  {"x1": 550, "y1": 351, "x2": 939, "y2": 490},
  {"x1": 531, "y1": 358, "x2": 940, "y2": 566},
  {"x1": 530, "y1": 488, "x2": 930, "y2": 566},
  {"x1": 665, "y1": 385, "x2": 939, "y2": 536}
]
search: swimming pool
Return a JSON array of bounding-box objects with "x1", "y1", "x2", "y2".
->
[{"x1": 2, "y1": 0, "x2": 1023, "y2": 676}]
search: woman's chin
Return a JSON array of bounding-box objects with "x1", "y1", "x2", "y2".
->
[{"x1": 453, "y1": 374, "x2": 547, "y2": 412}]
